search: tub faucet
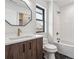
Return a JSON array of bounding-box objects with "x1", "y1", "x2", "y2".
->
[
  {"x1": 57, "y1": 38, "x2": 60, "y2": 43},
  {"x1": 17, "y1": 28, "x2": 22, "y2": 36}
]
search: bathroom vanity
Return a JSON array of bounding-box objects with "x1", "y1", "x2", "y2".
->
[{"x1": 5, "y1": 35, "x2": 43, "y2": 59}]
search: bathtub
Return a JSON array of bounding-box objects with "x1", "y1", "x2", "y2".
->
[{"x1": 53, "y1": 40, "x2": 74, "y2": 58}]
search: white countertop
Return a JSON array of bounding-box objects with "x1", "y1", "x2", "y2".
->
[{"x1": 5, "y1": 35, "x2": 43, "y2": 45}]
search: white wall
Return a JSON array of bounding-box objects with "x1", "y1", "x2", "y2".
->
[
  {"x1": 53, "y1": 2, "x2": 61, "y2": 42},
  {"x1": 5, "y1": 0, "x2": 36, "y2": 39},
  {"x1": 36, "y1": 0, "x2": 49, "y2": 36},
  {"x1": 60, "y1": 3, "x2": 74, "y2": 43},
  {"x1": 36, "y1": 0, "x2": 48, "y2": 8},
  {"x1": 36, "y1": 0, "x2": 56, "y2": 43},
  {"x1": 47, "y1": 1, "x2": 54, "y2": 43},
  {"x1": 53, "y1": 2, "x2": 74, "y2": 44},
  {"x1": 36, "y1": 0, "x2": 55, "y2": 43}
]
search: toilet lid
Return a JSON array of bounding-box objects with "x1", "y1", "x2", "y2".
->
[{"x1": 44, "y1": 44, "x2": 57, "y2": 50}]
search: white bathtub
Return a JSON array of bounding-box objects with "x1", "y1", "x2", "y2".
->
[{"x1": 53, "y1": 40, "x2": 74, "y2": 58}]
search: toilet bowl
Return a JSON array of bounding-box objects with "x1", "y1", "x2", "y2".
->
[{"x1": 43, "y1": 38, "x2": 57, "y2": 59}]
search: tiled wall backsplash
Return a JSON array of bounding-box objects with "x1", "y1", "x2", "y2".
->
[{"x1": 5, "y1": 0, "x2": 36, "y2": 39}]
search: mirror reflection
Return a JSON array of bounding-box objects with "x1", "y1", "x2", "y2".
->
[{"x1": 5, "y1": 0, "x2": 32, "y2": 26}]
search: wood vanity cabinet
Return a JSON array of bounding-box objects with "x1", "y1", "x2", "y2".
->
[
  {"x1": 36, "y1": 38, "x2": 43, "y2": 59},
  {"x1": 24, "y1": 39, "x2": 37, "y2": 59},
  {"x1": 5, "y1": 42, "x2": 25, "y2": 59},
  {"x1": 5, "y1": 37, "x2": 43, "y2": 59}
]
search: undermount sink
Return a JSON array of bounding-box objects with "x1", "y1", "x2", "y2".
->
[
  {"x1": 9, "y1": 35, "x2": 34, "y2": 40},
  {"x1": 5, "y1": 34, "x2": 43, "y2": 45}
]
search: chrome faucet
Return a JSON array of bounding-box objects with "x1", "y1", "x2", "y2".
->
[{"x1": 17, "y1": 28, "x2": 22, "y2": 36}]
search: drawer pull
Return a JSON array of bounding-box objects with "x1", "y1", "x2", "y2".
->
[
  {"x1": 29, "y1": 42, "x2": 31, "y2": 50},
  {"x1": 23, "y1": 44, "x2": 25, "y2": 53}
]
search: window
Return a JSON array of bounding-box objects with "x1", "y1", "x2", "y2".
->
[{"x1": 36, "y1": 6, "x2": 45, "y2": 33}]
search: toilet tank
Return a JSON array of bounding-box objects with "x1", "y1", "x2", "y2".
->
[{"x1": 43, "y1": 37, "x2": 48, "y2": 45}]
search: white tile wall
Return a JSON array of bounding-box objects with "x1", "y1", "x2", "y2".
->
[
  {"x1": 5, "y1": 0, "x2": 36, "y2": 39},
  {"x1": 60, "y1": 3, "x2": 74, "y2": 43},
  {"x1": 53, "y1": 2, "x2": 74, "y2": 44},
  {"x1": 53, "y1": 2, "x2": 61, "y2": 42}
]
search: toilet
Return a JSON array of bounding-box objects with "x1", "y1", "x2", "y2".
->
[{"x1": 43, "y1": 38, "x2": 57, "y2": 59}]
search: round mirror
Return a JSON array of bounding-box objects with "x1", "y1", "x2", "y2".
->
[{"x1": 5, "y1": 0, "x2": 32, "y2": 26}]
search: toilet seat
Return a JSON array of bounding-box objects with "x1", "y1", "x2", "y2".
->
[
  {"x1": 44, "y1": 44, "x2": 57, "y2": 49},
  {"x1": 44, "y1": 43, "x2": 57, "y2": 53}
]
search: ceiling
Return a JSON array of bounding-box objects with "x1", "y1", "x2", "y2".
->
[
  {"x1": 43, "y1": 0, "x2": 74, "y2": 7},
  {"x1": 54, "y1": 0, "x2": 74, "y2": 7}
]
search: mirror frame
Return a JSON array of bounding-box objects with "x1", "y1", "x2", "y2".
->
[{"x1": 5, "y1": 0, "x2": 32, "y2": 26}]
